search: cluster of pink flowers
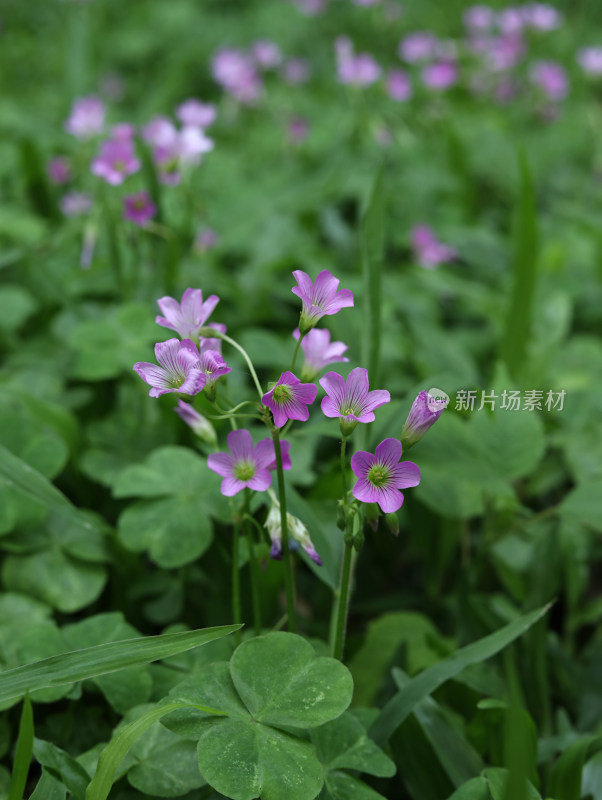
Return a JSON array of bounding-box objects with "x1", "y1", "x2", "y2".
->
[{"x1": 211, "y1": 41, "x2": 311, "y2": 104}]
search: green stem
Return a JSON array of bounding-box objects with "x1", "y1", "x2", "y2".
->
[
  {"x1": 340, "y1": 437, "x2": 348, "y2": 500},
  {"x1": 244, "y1": 491, "x2": 262, "y2": 636},
  {"x1": 272, "y1": 431, "x2": 296, "y2": 633},
  {"x1": 333, "y1": 539, "x2": 354, "y2": 660},
  {"x1": 232, "y1": 522, "x2": 242, "y2": 646},
  {"x1": 291, "y1": 333, "x2": 304, "y2": 373},
  {"x1": 200, "y1": 328, "x2": 264, "y2": 400}
]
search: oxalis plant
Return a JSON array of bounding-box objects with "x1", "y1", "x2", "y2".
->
[{"x1": 1, "y1": 267, "x2": 552, "y2": 800}]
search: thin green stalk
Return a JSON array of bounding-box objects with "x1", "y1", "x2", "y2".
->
[
  {"x1": 244, "y1": 491, "x2": 262, "y2": 636},
  {"x1": 333, "y1": 539, "x2": 354, "y2": 661},
  {"x1": 232, "y1": 523, "x2": 242, "y2": 646},
  {"x1": 291, "y1": 333, "x2": 304, "y2": 373},
  {"x1": 272, "y1": 431, "x2": 296, "y2": 633},
  {"x1": 340, "y1": 437, "x2": 348, "y2": 500},
  {"x1": 200, "y1": 328, "x2": 264, "y2": 400}
]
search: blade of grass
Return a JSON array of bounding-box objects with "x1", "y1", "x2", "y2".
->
[
  {"x1": 0, "y1": 625, "x2": 240, "y2": 705},
  {"x1": 369, "y1": 604, "x2": 551, "y2": 746},
  {"x1": 360, "y1": 165, "x2": 385, "y2": 389},
  {"x1": 8, "y1": 695, "x2": 34, "y2": 800}
]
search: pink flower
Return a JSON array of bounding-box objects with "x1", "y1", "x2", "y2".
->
[
  {"x1": 463, "y1": 5, "x2": 496, "y2": 32},
  {"x1": 411, "y1": 224, "x2": 456, "y2": 268},
  {"x1": 386, "y1": 69, "x2": 412, "y2": 101},
  {"x1": 292, "y1": 268, "x2": 354, "y2": 333},
  {"x1": 252, "y1": 40, "x2": 283, "y2": 69},
  {"x1": 398, "y1": 32, "x2": 439, "y2": 63},
  {"x1": 176, "y1": 99, "x2": 217, "y2": 128},
  {"x1": 293, "y1": 328, "x2": 349, "y2": 381},
  {"x1": 112, "y1": 123, "x2": 136, "y2": 141},
  {"x1": 47, "y1": 157, "x2": 71, "y2": 185},
  {"x1": 194, "y1": 228, "x2": 219, "y2": 252},
  {"x1": 351, "y1": 438, "x2": 420, "y2": 513},
  {"x1": 65, "y1": 96, "x2": 105, "y2": 139},
  {"x1": 156, "y1": 288, "x2": 219, "y2": 341},
  {"x1": 421, "y1": 60, "x2": 458, "y2": 90},
  {"x1": 199, "y1": 322, "x2": 226, "y2": 355},
  {"x1": 523, "y1": 3, "x2": 561, "y2": 31},
  {"x1": 262, "y1": 371, "x2": 317, "y2": 428},
  {"x1": 208, "y1": 429, "x2": 274, "y2": 496},
  {"x1": 142, "y1": 116, "x2": 178, "y2": 148},
  {"x1": 292, "y1": 0, "x2": 326, "y2": 15},
  {"x1": 60, "y1": 191, "x2": 92, "y2": 217},
  {"x1": 281, "y1": 58, "x2": 311, "y2": 84},
  {"x1": 197, "y1": 349, "x2": 232, "y2": 387},
  {"x1": 530, "y1": 60, "x2": 569, "y2": 101},
  {"x1": 212, "y1": 48, "x2": 263, "y2": 104},
  {"x1": 258, "y1": 438, "x2": 292, "y2": 471},
  {"x1": 401, "y1": 390, "x2": 448, "y2": 448},
  {"x1": 320, "y1": 368, "x2": 390, "y2": 433},
  {"x1": 91, "y1": 139, "x2": 141, "y2": 185},
  {"x1": 123, "y1": 191, "x2": 157, "y2": 226},
  {"x1": 133, "y1": 339, "x2": 207, "y2": 398},
  {"x1": 335, "y1": 37, "x2": 381, "y2": 86},
  {"x1": 578, "y1": 46, "x2": 602, "y2": 76}
]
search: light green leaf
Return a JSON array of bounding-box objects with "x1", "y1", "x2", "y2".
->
[
  {"x1": 230, "y1": 632, "x2": 353, "y2": 728},
  {"x1": 33, "y1": 738, "x2": 90, "y2": 800},
  {"x1": 369, "y1": 604, "x2": 550, "y2": 745},
  {"x1": 0, "y1": 625, "x2": 240, "y2": 706},
  {"x1": 322, "y1": 771, "x2": 388, "y2": 800},
  {"x1": 547, "y1": 735, "x2": 602, "y2": 800},
  {"x1": 0, "y1": 286, "x2": 36, "y2": 332},
  {"x1": 559, "y1": 482, "x2": 602, "y2": 532},
  {"x1": 311, "y1": 712, "x2": 395, "y2": 777},
  {"x1": 446, "y1": 777, "x2": 491, "y2": 800}
]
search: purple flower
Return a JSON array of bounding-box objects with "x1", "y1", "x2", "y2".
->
[
  {"x1": 293, "y1": 328, "x2": 349, "y2": 381},
  {"x1": 386, "y1": 69, "x2": 412, "y2": 101},
  {"x1": 351, "y1": 438, "x2": 420, "y2": 513},
  {"x1": 401, "y1": 390, "x2": 448, "y2": 448},
  {"x1": 177, "y1": 126, "x2": 214, "y2": 166},
  {"x1": 421, "y1": 60, "x2": 458, "y2": 90},
  {"x1": 252, "y1": 40, "x2": 283, "y2": 69},
  {"x1": 133, "y1": 338, "x2": 207, "y2": 398},
  {"x1": 260, "y1": 437, "x2": 292, "y2": 471},
  {"x1": 142, "y1": 116, "x2": 178, "y2": 148},
  {"x1": 292, "y1": 0, "x2": 326, "y2": 15},
  {"x1": 156, "y1": 288, "x2": 219, "y2": 341},
  {"x1": 281, "y1": 58, "x2": 311, "y2": 84},
  {"x1": 123, "y1": 191, "x2": 157, "y2": 226},
  {"x1": 198, "y1": 349, "x2": 232, "y2": 387},
  {"x1": 398, "y1": 32, "x2": 439, "y2": 63},
  {"x1": 530, "y1": 60, "x2": 569, "y2": 101},
  {"x1": 335, "y1": 37, "x2": 381, "y2": 87},
  {"x1": 208, "y1": 429, "x2": 274, "y2": 496},
  {"x1": 194, "y1": 227, "x2": 219, "y2": 252},
  {"x1": 411, "y1": 225, "x2": 456, "y2": 268},
  {"x1": 463, "y1": 5, "x2": 496, "y2": 32},
  {"x1": 320, "y1": 368, "x2": 390, "y2": 434},
  {"x1": 199, "y1": 322, "x2": 226, "y2": 355},
  {"x1": 262, "y1": 371, "x2": 317, "y2": 429},
  {"x1": 478, "y1": 33, "x2": 525, "y2": 71},
  {"x1": 60, "y1": 191, "x2": 92, "y2": 217},
  {"x1": 65, "y1": 96, "x2": 105, "y2": 139},
  {"x1": 174, "y1": 400, "x2": 217, "y2": 445},
  {"x1": 578, "y1": 46, "x2": 602, "y2": 76},
  {"x1": 212, "y1": 49, "x2": 263, "y2": 104},
  {"x1": 523, "y1": 3, "x2": 561, "y2": 30},
  {"x1": 91, "y1": 139, "x2": 141, "y2": 185},
  {"x1": 176, "y1": 99, "x2": 217, "y2": 129},
  {"x1": 292, "y1": 268, "x2": 354, "y2": 333},
  {"x1": 153, "y1": 145, "x2": 181, "y2": 186},
  {"x1": 47, "y1": 157, "x2": 71, "y2": 185},
  {"x1": 497, "y1": 7, "x2": 525, "y2": 34},
  {"x1": 112, "y1": 123, "x2": 136, "y2": 141}
]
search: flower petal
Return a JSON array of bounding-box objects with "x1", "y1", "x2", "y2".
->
[
  {"x1": 156, "y1": 297, "x2": 182, "y2": 326},
  {"x1": 374, "y1": 438, "x2": 402, "y2": 468},
  {"x1": 319, "y1": 371, "x2": 346, "y2": 408},
  {"x1": 227, "y1": 428, "x2": 254, "y2": 461},
  {"x1": 364, "y1": 389, "x2": 391, "y2": 414},
  {"x1": 221, "y1": 476, "x2": 246, "y2": 496},
  {"x1": 350, "y1": 450, "x2": 375, "y2": 478},
  {"x1": 377, "y1": 487, "x2": 404, "y2": 514},
  {"x1": 320, "y1": 396, "x2": 341, "y2": 419},
  {"x1": 207, "y1": 452, "x2": 235, "y2": 477},
  {"x1": 352, "y1": 477, "x2": 381, "y2": 504},
  {"x1": 248, "y1": 468, "x2": 272, "y2": 492},
  {"x1": 391, "y1": 460, "x2": 421, "y2": 489}
]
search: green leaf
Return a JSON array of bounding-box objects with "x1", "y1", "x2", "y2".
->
[
  {"x1": 229, "y1": 632, "x2": 353, "y2": 728},
  {"x1": 559, "y1": 482, "x2": 602, "y2": 533},
  {"x1": 311, "y1": 712, "x2": 395, "y2": 777},
  {"x1": 0, "y1": 625, "x2": 240, "y2": 706},
  {"x1": 393, "y1": 669, "x2": 484, "y2": 787},
  {"x1": 369, "y1": 604, "x2": 551, "y2": 745},
  {"x1": 321, "y1": 771, "x2": 388, "y2": 800},
  {"x1": 445, "y1": 777, "x2": 491, "y2": 800},
  {"x1": 115, "y1": 447, "x2": 230, "y2": 568},
  {"x1": 547, "y1": 735, "x2": 602, "y2": 800},
  {"x1": 28, "y1": 770, "x2": 66, "y2": 800},
  {"x1": 197, "y1": 717, "x2": 324, "y2": 800},
  {"x1": 0, "y1": 444, "x2": 103, "y2": 539},
  {"x1": 500, "y1": 151, "x2": 539, "y2": 379},
  {"x1": 8, "y1": 695, "x2": 33, "y2": 800},
  {"x1": 483, "y1": 767, "x2": 541, "y2": 800},
  {"x1": 33, "y1": 738, "x2": 90, "y2": 800},
  {"x1": 0, "y1": 286, "x2": 36, "y2": 332}
]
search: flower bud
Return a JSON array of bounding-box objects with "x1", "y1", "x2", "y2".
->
[
  {"x1": 385, "y1": 512, "x2": 399, "y2": 537},
  {"x1": 401, "y1": 388, "x2": 448, "y2": 449},
  {"x1": 264, "y1": 501, "x2": 322, "y2": 565},
  {"x1": 174, "y1": 400, "x2": 217, "y2": 446}
]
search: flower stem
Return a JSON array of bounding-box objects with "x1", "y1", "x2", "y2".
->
[
  {"x1": 291, "y1": 333, "x2": 304, "y2": 373},
  {"x1": 333, "y1": 538, "x2": 354, "y2": 660},
  {"x1": 272, "y1": 430, "x2": 297, "y2": 633},
  {"x1": 199, "y1": 328, "x2": 264, "y2": 401},
  {"x1": 232, "y1": 522, "x2": 242, "y2": 645},
  {"x1": 340, "y1": 437, "x2": 348, "y2": 501},
  {"x1": 244, "y1": 490, "x2": 262, "y2": 636}
]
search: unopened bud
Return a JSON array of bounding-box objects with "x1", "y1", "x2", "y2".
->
[
  {"x1": 401, "y1": 388, "x2": 448, "y2": 450},
  {"x1": 174, "y1": 400, "x2": 217, "y2": 446}
]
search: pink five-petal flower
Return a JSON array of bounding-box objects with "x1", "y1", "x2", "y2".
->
[
  {"x1": 262, "y1": 371, "x2": 317, "y2": 429},
  {"x1": 208, "y1": 429, "x2": 274, "y2": 497},
  {"x1": 156, "y1": 288, "x2": 219, "y2": 341},
  {"x1": 91, "y1": 139, "x2": 141, "y2": 185},
  {"x1": 292, "y1": 269, "x2": 354, "y2": 333},
  {"x1": 198, "y1": 349, "x2": 231, "y2": 387},
  {"x1": 351, "y1": 438, "x2": 420, "y2": 513},
  {"x1": 133, "y1": 338, "x2": 207, "y2": 398},
  {"x1": 293, "y1": 328, "x2": 349, "y2": 381},
  {"x1": 320, "y1": 368, "x2": 390, "y2": 429}
]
